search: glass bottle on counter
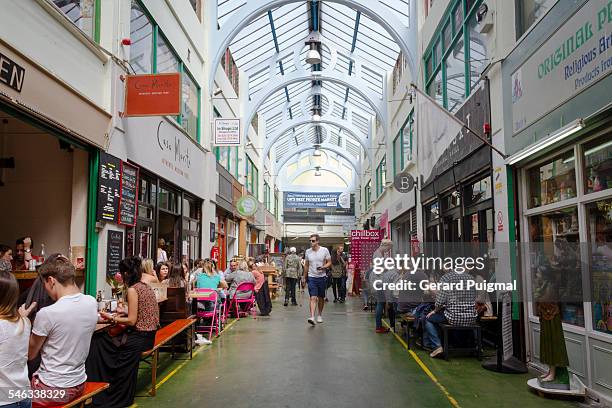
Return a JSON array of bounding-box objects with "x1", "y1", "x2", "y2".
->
[{"x1": 40, "y1": 244, "x2": 45, "y2": 262}]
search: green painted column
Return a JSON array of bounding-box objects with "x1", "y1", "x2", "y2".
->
[{"x1": 85, "y1": 149, "x2": 100, "y2": 296}]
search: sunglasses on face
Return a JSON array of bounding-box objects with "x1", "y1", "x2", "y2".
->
[{"x1": 310, "y1": 240, "x2": 317, "y2": 243}]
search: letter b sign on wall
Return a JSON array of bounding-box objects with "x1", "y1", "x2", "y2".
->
[{"x1": 394, "y1": 171, "x2": 415, "y2": 193}]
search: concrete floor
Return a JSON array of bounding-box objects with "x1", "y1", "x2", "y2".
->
[{"x1": 133, "y1": 295, "x2": 581, "y2": 408}]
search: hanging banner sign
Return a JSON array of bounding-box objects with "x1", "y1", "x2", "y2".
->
[
  {"x1": 214, "y1": 118, "x2": 241, "y2": 146},
  {"x1": 284, "y1": 191, "x2": 350, "y2": 209},
  {"x1": 124, "y1": 73, "x2": 181, "y2": 117},
  {"x1": 349, "y1": 230, "x2": 383, "y2": 272}
]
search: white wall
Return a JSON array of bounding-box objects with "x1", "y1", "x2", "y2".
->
[{"x1": 0, "y1": 0, "x2": 111, "y2": 112}]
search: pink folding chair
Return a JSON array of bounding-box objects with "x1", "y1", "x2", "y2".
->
[
  {"x1": 227, "y1": 282, "x2": 256, "y2": 319},
  {"x1": 195, "y1": 289, "x2": 220, "y2": 339}
]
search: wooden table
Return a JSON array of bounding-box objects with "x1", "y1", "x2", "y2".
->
[{"x1": 13, "y1": 268, "x2": 85, "y2": 280}]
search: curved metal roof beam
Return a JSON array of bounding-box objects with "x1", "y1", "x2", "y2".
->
[
  {"x1": 207, "y1": 0, "x2": 417, "y2": 95},
  {"x1": 245, "y1": 70, "x2": 383, "y2": 143},
  {"x1": 264, "y1": 117, "x2": 370, "y2": 164},
  {"x1": 275, "y1": 144, "x2": 361, "y2": 175}
]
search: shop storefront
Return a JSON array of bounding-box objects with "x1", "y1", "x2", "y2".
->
[
  {"x1": 503, "y1": 0, "x2": 612, "y2": 399},
  {"x1": 0, "y1": 40, "x2": 111, "y2": 295},
  {"x1": 215, "y1": 162, "x2": 240, "y2": 270},
  {"x1": 104, "y1": 115, "x2": 209, "y2": 281},
  {"x1": 420, "y1": 82, "x2": 493, "y2": 247}
]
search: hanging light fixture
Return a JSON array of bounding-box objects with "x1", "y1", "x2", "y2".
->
[
  {"x1": 312, "y1": 113, "x2": 321, "y2": 121},
  {"x1": 313, "y1": 145, "x2": 322, "y2": 157},
  {"x1": 306, "y1": 45, "x2": 321, "y2": 65},
  {"x1": 305, "y1": 31, "x2": 322, "y2": 65},
  {"x1": 314, "y1": 166, "x2": 321, "y2": 176}
]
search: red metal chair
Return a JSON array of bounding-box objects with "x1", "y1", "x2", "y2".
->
[
  {"x1": 195, "y1": 289, "x2": 220, "y2": 339},
  {"x1": 227, "y1": 282, "x2": 256, "y2": 319}
]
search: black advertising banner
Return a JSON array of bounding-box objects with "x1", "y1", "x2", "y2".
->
[
  {"x1": 119, "y1": 162, "x2": 139, "y2": 226},
  {"x1": 106, "y1": 230, "x2": 123, "y2": 277},
  {"x1": 97, "y1": 152, "x2": 121, "y2": 223}
]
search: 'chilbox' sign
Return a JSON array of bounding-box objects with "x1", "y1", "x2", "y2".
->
[{"x1": 0, "y1": 52, "x2": 25, "y2": 92}]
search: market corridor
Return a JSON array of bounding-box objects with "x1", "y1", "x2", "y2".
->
[{"x1": 132, "y1": 298, "x2": 579, "y2": 408}]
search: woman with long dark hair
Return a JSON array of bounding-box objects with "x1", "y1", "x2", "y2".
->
[
  {"x1": 0, "y1": 260, "x2": 36, "y2": 408},
  {"x1": 86, "y1": 256, "x2": 159, "y2": 408},
  {"x1": 167, "y1": 263, "x2": 186, "y2": 288}
]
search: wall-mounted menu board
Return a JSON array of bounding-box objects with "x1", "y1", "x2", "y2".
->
[
  {"x1": 97, "y1": 152, "x2": 121, "y2": 223},
  {"x1": 106, "y1": 230, "x2": 123, "y2": 277},
  {"x1": 119, "y1": 162, "x2": 139, "y2": 226}
]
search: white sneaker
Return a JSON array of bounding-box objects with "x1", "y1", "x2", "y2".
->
[
  {"x1": 430, "y1": 346, "x2": 443, "y2": 358},
  {"x1": 307, "y1": 317, "x2": 316, "y2": 326},
  {"x1": 316, "y1": 316, "x2": 323, "y2": 323},
  {"x1": 195, "y1": 334, "x2": 212, "y2": 345}
]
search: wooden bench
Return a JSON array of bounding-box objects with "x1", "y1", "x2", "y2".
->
[
  {"x1": 141, "y1": 318, "x2": 197, "y2": 396},
  {"x1": 52, "y1": 382, "x2": 109, "y2": 407}
]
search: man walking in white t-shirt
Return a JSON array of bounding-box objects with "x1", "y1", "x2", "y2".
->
[{"x1": 302, "y1": 234, "x2": 331, "y2": 326}]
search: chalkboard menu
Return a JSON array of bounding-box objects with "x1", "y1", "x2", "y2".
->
[
  {"x1": 119, "y1": 162, "x2": 139, "y2": 226},
  {"x1": 106, "y1": 230, "x2": 123, "y2": 277},
  {"x1": 97, "y1": 152, "x2": 121, "y2": 223}
]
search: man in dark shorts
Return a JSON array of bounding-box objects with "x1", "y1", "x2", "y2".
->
[{"x1": 302, "y1": 234, "x2": 331, "y2": 325}]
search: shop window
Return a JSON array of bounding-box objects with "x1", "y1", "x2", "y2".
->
[
  {"x1": 425, "y1": 55, "x2": 433, "y2": 82},
  {"x1": 586, "y1": 199, "x2": 612, "y2": 334},
  {"x1": 428, "y1": 70, "x2": 444, "y2": 107},
  {"x1": 528, "y1": 207, "x2": 583, "y2": 327},
  {"x1": 129, "y1": 1, "x2": 153, "y2": 74},
  {"x1": 189, "y1": 0, "x2": 202, "y2": 21},
  {"x1": 584, "y1": 135, "x2": 612, "y2": 194},
  {"x1": 452, "y1": 2, "x2": 463, "y2": 34},
  {"x1": 159, "y1": 186, "x2": 180, "y2": 214},
  {"x1": 364, "y1": 180, "x2": 372, "y2": 210},
  {"x1": 527, "y1": 151, "x2": 576, "y2": 209},
  {"x1": 467, "y1": 13, "x2": 488, "y2": 91},
  {"x1": 426, "y1": 201, "x2": 440, "y2": 222},
  {"x1": 445, "y1": 35, "x2": 466, "y2": 113},
  {"x1": 52, "y1": 0, "x2": 96, "y2": 39},
  {"x1": 442, "y1": 22, "x2": 452, "y2": 51},
  {"x1": 156, "y1": 34, "x2": 179, "y2": 73},
  {"x1": 433, "y1": 40, "x2": 442, "y2": 68},
  {"x1": 376, "y1": 156, "x2": 387, "y2": 197},
  {"x1": 181, "y1": 71, "x2": 199, "y2": 141},
  {"x1": 442, "y1": 191, "x2": 461, "y2": 211},
  {"x1": 246, "y1": 156, "x2": 258, "y2": 198},
  {"x1": 402, "y1": 113, "x2": 413, "y2": 164},
  {"x1": 466, "y1": 177, "x2": 491, "y2": 206},
  {"x1": 515, "y1": 0, "x2": 558, "y2": 39},
  {"x1": 393, "y1": 132, "x2": 402, "y2": 175}
]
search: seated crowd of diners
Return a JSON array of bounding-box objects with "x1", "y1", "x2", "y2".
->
[
  {"x1": 367, "y1": 240, "x2": 493, "y2": 359},
  {"x1": 0, "y1": 253, "x2": 273, "y2": 408}
]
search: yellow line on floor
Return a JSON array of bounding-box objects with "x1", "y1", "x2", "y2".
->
[
  {"x1": 154, "y1": 318, "x2": 240, "y2": 389},
  {"x1": 383, "y1": 320, "x2": 461, "y2": 408}
]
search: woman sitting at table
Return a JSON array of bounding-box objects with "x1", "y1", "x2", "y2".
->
[
  {"x1": 248, "y1": 259, "x2": 272, "y2": 316},
  {"x1": 155, "y1": 262, "x2": 169, "y2": 283},
  {"x1": 167, "y1": 263, "x2": 186, "y2": 288},
  {"x1": 225, "y1": 261, "x2": 256, "y2": 300},
  {"x1": 195, "y1": 261, "x2": 228, "y2": 309},
  {"x1": 86, "y1": 256, "x2": 159, "y2": 408},
  {"x1": 140, "y1": 258, "x2": 159, "y2": 285}
]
